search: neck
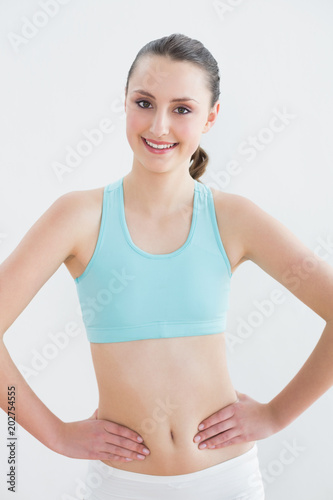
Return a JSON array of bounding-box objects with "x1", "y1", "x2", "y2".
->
[{"x1": 122, "y1": 167, "x2": 196, "y2": 219}]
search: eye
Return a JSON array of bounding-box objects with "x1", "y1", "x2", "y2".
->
[
  {"x1": 135, "y1": 100, "x2": 191, "y2": 115},
  {"x1": 136, "y1": 100, "x2": 152, "y2": 109},
  {"x1": 175, "y1": 106, "x2": 190, "y2": 115}
]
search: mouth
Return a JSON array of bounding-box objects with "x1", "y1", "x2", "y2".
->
[{"x1": 142, "y1": 137, "x2": 179, "y2": 154}]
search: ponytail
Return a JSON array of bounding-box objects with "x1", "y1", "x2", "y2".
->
[{"x1": 189, "y1": 146, "x2": 209, "y2": 183}]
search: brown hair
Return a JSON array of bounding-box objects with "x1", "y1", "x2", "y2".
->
[{"x1": 125, "y1": 33, "x2": 220, "y2": 182}]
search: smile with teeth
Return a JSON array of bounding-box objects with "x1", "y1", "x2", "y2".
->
[{"x1": 143, "y1": 138, "x2": 178, "y2": 149}]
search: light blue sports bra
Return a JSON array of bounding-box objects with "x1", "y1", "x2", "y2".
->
[{"x1": 74, "y1": 176, "x2": 232, "y2": 343}]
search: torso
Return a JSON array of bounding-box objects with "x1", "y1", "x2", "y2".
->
[{"x1": 64, "y1": 181, "x2": 253, "y2": 475}]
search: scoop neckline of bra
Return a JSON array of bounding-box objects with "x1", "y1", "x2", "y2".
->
[{"x1": 119, "y1": 176, "x2": 200, "y2": 259}]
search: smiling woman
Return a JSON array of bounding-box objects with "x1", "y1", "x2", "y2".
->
[
  {"x1": 1, "y1": 31, "x2": 333, "y2": 500},
  {"x1": 68, "y1": 33, "x2": 267, "y2": 500}
]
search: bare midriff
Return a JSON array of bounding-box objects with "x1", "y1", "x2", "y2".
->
[{"x1": 91, "y1": 332, "x2": 254, "y2": 476}]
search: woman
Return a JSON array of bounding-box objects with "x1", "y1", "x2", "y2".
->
[{"x1": 1, "y1": 33, "x2": 333, "y2": 500}]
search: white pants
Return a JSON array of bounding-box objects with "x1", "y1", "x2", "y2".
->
[{"x1": 83, "y1": 443, "x2": 265, "y2": 500}]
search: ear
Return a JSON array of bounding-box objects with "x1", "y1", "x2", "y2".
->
[{"x1": 202, "y1": 100, "x2": 220, "y2": 134}]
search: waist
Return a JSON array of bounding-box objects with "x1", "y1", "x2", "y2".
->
[
  {"x1": 91, "y1": 442, "x2": 258, "y2": 482},
  {"x1": 99, "y1": 410, "x2": 255, "y2": 476},
  {"x1": 90, "y1": 333, "x2": 254, "y2": 475}
]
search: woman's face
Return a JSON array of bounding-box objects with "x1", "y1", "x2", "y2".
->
[{"x1": 124, "y1": 55, "x2": 219, "y2": 174}]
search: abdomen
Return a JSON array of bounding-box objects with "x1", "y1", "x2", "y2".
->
[{"x1": 90, "y1": 333, "x2": 254, "y2": 475}]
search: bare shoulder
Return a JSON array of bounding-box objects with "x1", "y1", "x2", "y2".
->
[
  {"x1": 209, "y1": 184, "x2": 289, "y2": 253},
  {"x1": 208, "y1": 186, "x2": 259, "y2": 274},
  {"x1": 59, "y1": 186, "x2": 105, "y2": 279},
  {"x1": 210, "y1": 186, "x2": 262, "y2": 233},
  {"x1": 46, "y1": 186, "x2": 104, "y2": 256},
  {"x1": 62, "y1": 186, "x2": 105, "y2": 244},
  {"x1": 209, "y1": 186, "x2": 251, "y2": 216},
  {"x1": 0, "y1": 185, "x2": 105, "y2": 336},
  {"x1": 209, "y1": 186, "x2": 333, "y2": 322}
]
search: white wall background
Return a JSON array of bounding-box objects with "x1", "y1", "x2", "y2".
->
[{"x1": 0, "y1": 0, "x2": 333, "y2": 499}]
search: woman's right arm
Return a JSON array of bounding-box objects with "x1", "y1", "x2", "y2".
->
[{"x1": 0, "y1": 192, "x2": 149, "y2": 462}]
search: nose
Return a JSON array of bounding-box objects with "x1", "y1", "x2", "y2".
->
[{"x1": 149, "y1": 108, "x2": 170, "y2": 138}]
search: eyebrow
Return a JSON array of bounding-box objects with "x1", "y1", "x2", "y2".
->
[{"x1": 131, "y1": 89, "x2": 199, "y2": 103}]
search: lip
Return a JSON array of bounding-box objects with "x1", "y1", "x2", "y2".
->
[
  {"x1": 142, "y1": 137, "x2": 177, "y2": 145},
  {"x1": 141, "y1": 137, "x2": 178, "y2": 154}
]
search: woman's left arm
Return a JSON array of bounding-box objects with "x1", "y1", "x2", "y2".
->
[{"x1": 194, "y1": 195, "x2": 333, "y2": 448}]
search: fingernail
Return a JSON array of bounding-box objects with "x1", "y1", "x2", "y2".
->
[
  {"x1": 199, "y1": 443, "x2": 207, "y2": 449},
  {"x1": 198, "y1": 424, "x2": 204, "y2": 430},
  {"x1": 125, "y1": 458, "x2": 133, "y2": 461},
  {"x1": 142, "y1": 448, "x2": 150, "y2": 454},
  {"x1": 137, "y1": 436, "x2": 143, "y2": 442},
  {"x1": 137, "y1": 454, "x2": 146, "y2": 459},
  {"x1": 194, "y1": 435, "x2": 201, "y2": 442}
]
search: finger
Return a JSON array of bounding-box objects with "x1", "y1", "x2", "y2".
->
[
  {"x1": 83, "y1": 439, "x2": 147, "y2": 462},
  {"x1": 96, "y1": 451, "x2": 144, "y2": 462},
  {"x1": 103, "y1": 421, "x2": 144, "y2": 444},
  {"x1": 102, "y1": 431, "x2": 150, "y2": 456},
  {"x1": 197, "y1": 402, "x2": 237, "y2": 431},
  {"x1": 92, "y1": 443, "x2": 149, "y2": 460},
  {"x1": 97, "y1": 453, "x2": 134, "y2": 462},
  {"x1": 199, "y1": 427, "x2": 241, "y2": 449},
  {"x1": 194, "y1": 418, "x2": 236, "y2": 444},
  {"x1": 194, "y1": 418, "x2": 236, "y2": 443},
  {"x1": 211, "y1": 435, "x2": 245, "y2": 449},
  {"x1": 103, "y1": 442, "x2": 149, "y2": 460}
]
